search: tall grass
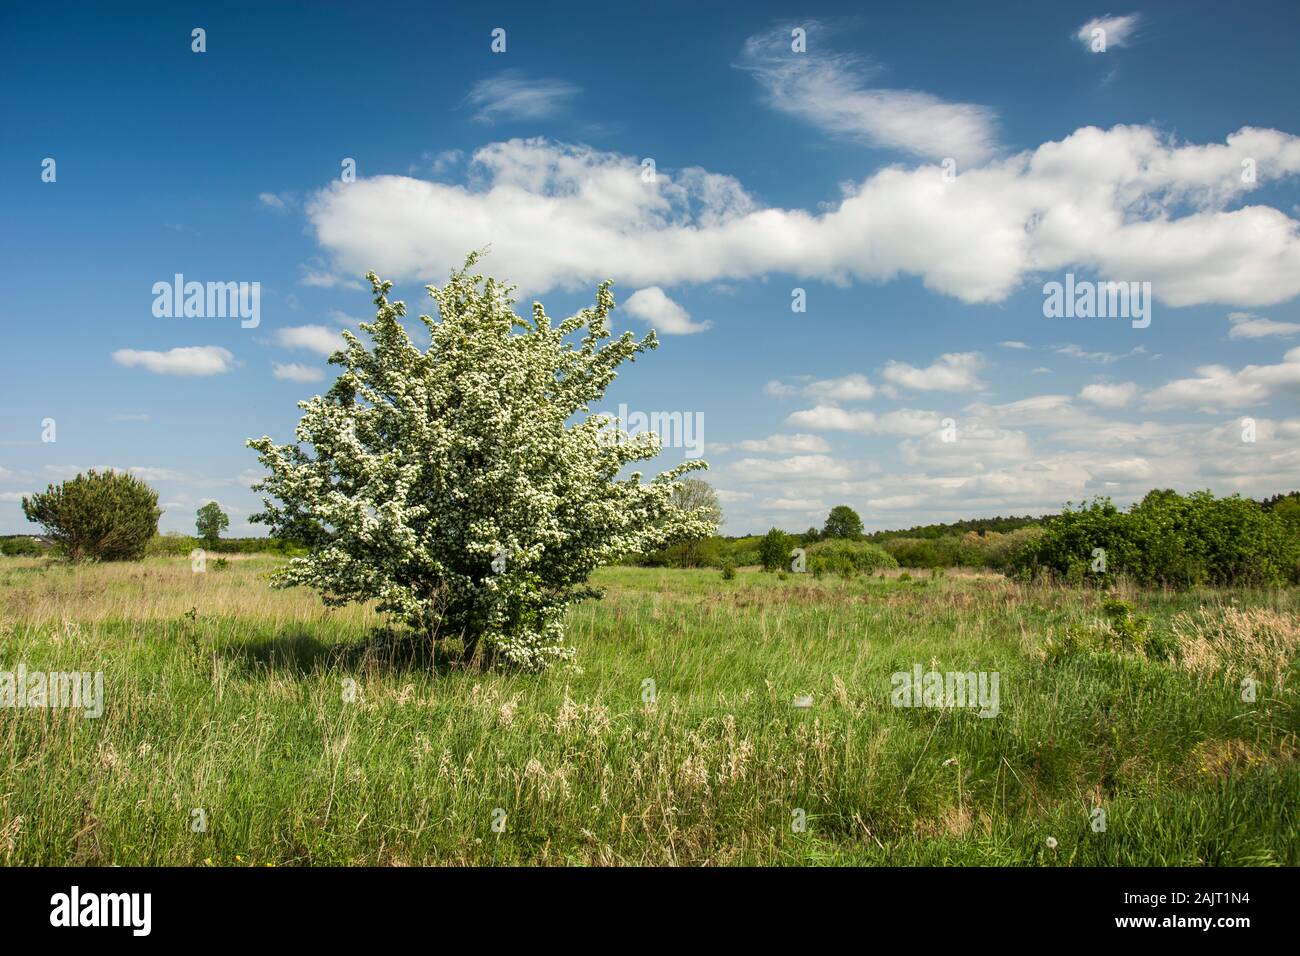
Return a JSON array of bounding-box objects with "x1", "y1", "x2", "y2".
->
[{"x1": 0, "y1": 557, "x2": 1295, "y2": 865}]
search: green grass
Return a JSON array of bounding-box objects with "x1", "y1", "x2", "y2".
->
[{"x1": 0, "y1": 557, "x2": 1295, "y2": 865}]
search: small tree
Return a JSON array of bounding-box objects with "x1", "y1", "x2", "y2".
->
[
  {"x1": 21, "y1": 469, "x2": 160, "y2": 561},
  {"x1": 665, "y1": 478, "x2": 722, "y2": 566},
  {"x1": 248, "y1": 253, "x2": 713, "y2": 669},
  {"x1": 196, "y1": 501, "x2": 230, "y2": 548},
  {"x1": 823, "y1": 505, "x2": 864, "y2": 539},
  {"x1": 758, "y1": 527, "x2": 795, "y2": 572}
]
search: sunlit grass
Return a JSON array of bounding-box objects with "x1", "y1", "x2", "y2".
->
[{"x1": 0, "y1": 556, "x2": 1295, "y2": 865}]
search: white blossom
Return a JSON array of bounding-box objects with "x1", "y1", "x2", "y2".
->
[{"x1": 248, "y1": 253, "x2": 711, "y2": 669}]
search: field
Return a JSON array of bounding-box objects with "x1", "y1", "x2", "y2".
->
[{"x1": 1, "y1": 555, "x2": 1296, "y2": 866}]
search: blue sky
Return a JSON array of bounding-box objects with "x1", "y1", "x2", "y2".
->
[{"x1": 4, "y1": 0, "x2": 1300, "y2": 536}]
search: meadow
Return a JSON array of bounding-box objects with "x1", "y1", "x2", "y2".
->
[{"x1": 0, "y1": 554, "x2": 1296, "y2": 866}]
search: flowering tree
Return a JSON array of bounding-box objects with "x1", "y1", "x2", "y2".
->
[{"x1": 247, "y1": 253, "x2": 711, "y2": 669}]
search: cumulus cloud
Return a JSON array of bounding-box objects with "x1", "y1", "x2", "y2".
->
[
  {"x1": 731, "y1": 433, "x2": 831, "y2": 453},
  {"x1": 1145, "y1": 347, "x2": 1300, "y2": 411},
  {"x1": 784, "y1": 405, "x2": 943, "y2": 436},
  {"x1": 1227, "y1": 311, "x2": 1300, "y2": 339},
  {"x1": 737, "y1": 22, "x2": 1000, "y2": 164},
  {"x1": 763, "y1": 496, "x2": 828, "y2": 512},
  {"x1": 112, "y1": 346, "x2": 234, "y2": 376},
  {"x1": 899, "y1": 425, "x2": 1033, "y2": 471},
  {"x1": 883, "y1": 352, "x2": 985, "y2": 392},
  {"x1": 299, "y1": 264, "x2": 362, "y2": 289},
  {"x1": 621, "y1": 287, "x2": 711, "y2": 334},
  {"x1": 275, "y1": 324, "x2": 346, "y2": 356},
  {"x1": 715, "y1": 489, "x2": 754, "y2": 503},
  {"x1": 464, "y1": 71, "x2": 580, "y2": 124},
  {"x1": 730, "y1": 455, "x2": 853, "y2": 481},
  {"x1": 1075, "y1": 14, "x2": 1140, "y2": 52},
  {"x1": 1079, "y1": 381, "x2": 1139, "y2": 407},
  {"x1": 272, "y1": 362, "x2": 325, "y2": 383},
  {"x1": 306, "y1": 126, "x2": 1300, "y2": 307},
  {"x1": 766, "y1": 373, "x2": 875, "y2": 402}
]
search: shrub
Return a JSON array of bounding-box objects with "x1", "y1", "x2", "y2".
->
[
  {"x1": 720, "y1": 560, "x2": 736, "y2": 580},
  {"x1": 758, "y1": 527, "x2": 796, "y2": 572},
  {"x1": 806, "y1": 539, "x2": 898, "y2": 577},
  {"x1": 1101, "y1": 598, "x2": 1151, "y2": 651},
  {"x1": 0, "y1": 537, "x2": 43, "y2": 557},
  {"x1": 247, "y1": 254, "x2": 713, "y2": 670},
  {"x1": 147, "y1": 533, "x2": 200, "y2": 557},
  {"x1": 1010, "y1": 490, "x2": 1299, "y2": 588},
  {"x1": 21, "y1": 469, "x2": 161, "y2": 561}
]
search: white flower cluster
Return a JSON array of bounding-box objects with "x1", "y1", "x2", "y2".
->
[{"x1": 248, "y1": 253, "x2": 712, "y2": 669}]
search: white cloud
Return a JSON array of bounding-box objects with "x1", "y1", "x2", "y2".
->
[
  {"x1": 732, "y1": 433, "x2": 831, "y2": 454},
  {"x1": 1146, "y1": 347, "x2": 1300, "y2": 411},
  {"x1": 738, "y1": 23, "x2": 999, "y2": 163},
  {"x1": 805, "y1": 373, "x2": 875, "y2": 401},
  {"x1": 766, "y1": 373, "x2": 876, "y2": 402},
  {"x1": 1227, "y1": 311, "x2": 1300, "y2": 339},
  {"x1": 715, "y1": 489, "x2": 754, "y2": 503},
  {"x1": 128, "y1": 466, "x2": 187, "y2": 482},
  {"x1": 1054, "y1": 343, "x2": 1146, "y2": 364},
  {"x1": 621, "y1": 287, "x2": 711, "y2": 334},
  {"x1": 731, "y1": 455, "x2": 853, "y2": 481},
  {"x1": 112, "y1": 346, "x2": 234, "y2": 376},
  {"x1": 275, "y1": 324, "x2": 346, "y2": 356},
  {"x1": 258, "y1": 192, "x2": 289, "y2": 211},
  {"x1": 964, "y1": 394, "x2": 1083, "y2": 428},
  {"x1": 883, "y1": 352, "x2": 985, "y2": 392},
  {"x1": 307, "y1": 126, "x2": 1300, "y2": 307},
  {"x1": 465, "y1": 71, "x2": 580, "y2": 124},
  {"x1": 784, "y1": 405, "x2": 942, "y2": 436},
  {"x1": 272, "y1": 362, "x2": 325, "y2": 383},
  {"x1": 1088, "y1": 456, "x2": 1154, "y2": 482},
  {"x1": 899, "y1": 425, "x2": 1033, "y2": 470},
  {"x1": 299, "y1": 266, "x2": 362, "y2": 289},
  {"x1": 762, "y1": 497, "x2": 828, "y2": 512},
  {"x1": 1079, "y1": 381, "x2": 1139, "y2": 407},
  {"x1": 785, "y1": 405, "x2": 878, "y2": 431},
  {"x1": 1075, "y1": 14, "x2": 1140, "y2": 52},
  {"x1": 1000, "y1": 340, "x2": 1030, "y2": 349}
]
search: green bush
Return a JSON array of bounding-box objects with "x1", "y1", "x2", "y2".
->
[
  {"x1": 1010, "y1": 490, "x2": 1299, "y2": 588},
  {"x1": 758, "y1": 528, "x2": 796, "y2": 572},
  {"x1": 0, "y1": 537, "x2": 44, "y2": 557},
  {"x1": 21, "y1": 469, "x2": 161, "y2": 562},
  {"x1": 806, "y1": 539, "x2": 898, "y2": 577},
  {"x1": 147, "y1": 533, "x2": 200, "y2": 557}
]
